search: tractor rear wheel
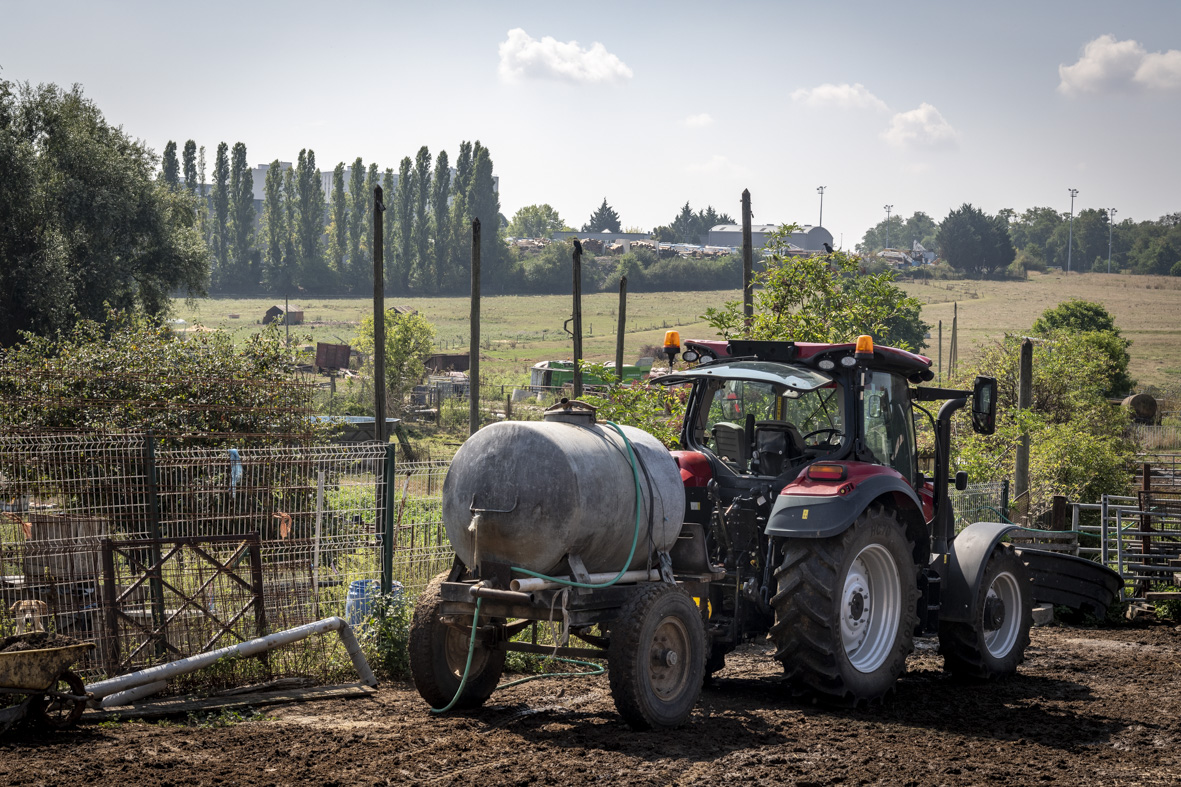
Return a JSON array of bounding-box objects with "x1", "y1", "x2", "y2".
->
[
  {"x1": 608, "y1": 584, "x2": 705, "y2": 730},
  {"x1": 409, "y1": 572, "x2": 506, "y2": 710},
  {"x1": 770, "y1": 504, "x2": 918, "y2": 704},
  {"x1": 939, "y1": 545, "x2": 1032, "y2": 680}
]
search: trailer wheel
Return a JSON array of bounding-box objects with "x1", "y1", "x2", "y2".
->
[
  {"x1": 770, "y1": 504, "x2": 918, "y2": 704},
  {"x1": 26, "y1": 671, "x2": 86, "y2": 730},
  {"x1": 608, "y1": 584, "x2": 705, "y2": 730},
  {"x1": 409, "y1": 573, "x2": 505, "y2": 710},
  {"x1": 939, "y1": 545, "x2": 1032, "y2": 680}
]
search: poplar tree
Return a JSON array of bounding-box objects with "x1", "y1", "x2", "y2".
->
[
  {"x1": 449, "y1": 141, "x2": 473, "y2": 282},
  {"x1": 294, "y1": 149, "x2": 325, "y2": 281},
  {"x1": 467, "y1": 143, "x2": 502, "y2": 289},
  {"x1": 161, "y1": 141, "x2": 180, "y2": 187},
  {"x1": 394, "y1": 156, "x2": 415, "y2": 291},
  {"x1": 331, "y1": 162, "x2": 347, "y2": 276},
  {"x1": 382, "y1": 168, "x2": 396, "y2": 290},
  {"x1": 363, "y1": 163, "x2": 378, "y2": 265},
  {"x1": 210, "y1": 142, "x2": 230, "y2": 288},
  {"x1": 412, "y1": 146, "x2": 431, "y2": 287},
  {"x1": 182, "y1": 140, "x2": 197, "y2": 194},
  {"x1": 430, "y1": 149, "x2": 451, "y2": 292},
  {"x1": 282, "y1": 166, "x2": 298, "y2": 286},
  {"x1": 347, "y1": 157, "x2": 366, "y2": 286},
  {"x1": 229, "y1": 142, "x2": 255, "y2": 289},
  {"x1": 261, "y1": 159, "x2": 288, "y2": 291}
]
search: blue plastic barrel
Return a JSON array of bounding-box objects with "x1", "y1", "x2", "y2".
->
[{"x1": 345, "y1": 579, "x2": 403, "y2": 627}]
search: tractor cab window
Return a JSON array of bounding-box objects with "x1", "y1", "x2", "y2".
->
[{"x1": 861, "y1": 371, "x2": 917, "y2": 484}]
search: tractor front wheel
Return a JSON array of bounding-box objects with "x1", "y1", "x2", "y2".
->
[
  {"x1": 770, "y1": 504, "x2": 918, "y2": 704},
  {"x1": 409, "y1": 573, "x2": 506, "y2": 710},
  {"x1": 939, "y1": 545, "x2": 1032, "y2": 680},
  {"x1": 608, "y1": 584, "x2": 705, "y2": 730}
]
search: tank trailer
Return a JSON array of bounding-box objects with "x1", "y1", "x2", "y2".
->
[{"x1": 409, "y1": 335, "x2": 1121, "y2": 729}]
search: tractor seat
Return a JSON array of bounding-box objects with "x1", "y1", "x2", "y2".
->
[
  {"x1": 752, "y1": 421, "x2": 805, "y2": 476},
  {"x1": 711, "y1": 422, "x2": 750, "y2": 471}
]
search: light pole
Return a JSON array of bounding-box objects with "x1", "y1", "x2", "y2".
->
[
  {"x1": 1107, "y1": 207, "x2": 1117, "y2": 273},
  {"x1": 817, "y1": 186, "x2": 826, "y2": 228},
  {"x1": 1066, "y1": 188, "x2": 1078, "y2": 273},
  {"x1": 883, "y1": 204, "x2": 893, "y2": 249}
]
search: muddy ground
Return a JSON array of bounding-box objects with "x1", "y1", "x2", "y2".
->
[{"x1": 3, "y1": 624, "x2": 1179, "y2": 786}]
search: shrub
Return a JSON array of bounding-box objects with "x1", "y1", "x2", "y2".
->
[{"x1": 362, "y1": 591, "x2": 414, "y2": 679}]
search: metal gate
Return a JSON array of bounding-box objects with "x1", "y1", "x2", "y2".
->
[{"x1": 100, "y1": 534, "x2": 266, "y2": 674}]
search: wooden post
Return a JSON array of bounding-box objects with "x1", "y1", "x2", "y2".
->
[
  {"x1": 1141, "y1": 462, "x2": 1153, "y2": 571},
  {"x1": 741, "y1": 189, "x2": 753, "y2": 327},
  {"x1": 937, "y1": 320, "x2": 943, "y2": 385},
  {"x1": 469, "y1": 219, "x2": 481, "y2": 436},
  {"x1": 372, "y1": 186, "x2": 387, "y2": 445},
  {"x1": 1014, "y1": 338, "x2": 1033, "y2": 523},
  {"x1": 950, "y1": 302, "x2": 958, "y2": 377},
  {"x1": 1050, "y1": 495, "x2": 1068, "y2": 531},
  {"x1": 572, "y1": 240, "x2": 583, "y2": 398},
  {"x1": 615, "y1": 276, "x2": 628, "y2": 381}
]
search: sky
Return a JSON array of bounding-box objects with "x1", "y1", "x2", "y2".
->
[{"x1": 2, "y1": 0, "x2": 1180, "y2": 249}]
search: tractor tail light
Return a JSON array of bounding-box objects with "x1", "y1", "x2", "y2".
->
[{"x1": 806, "y1": 463, "x2": 848, "y2": 481}]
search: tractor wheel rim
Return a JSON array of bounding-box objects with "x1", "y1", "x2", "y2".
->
[
  {"x1": 983, "y1": 570, "x2": 1021, "y2": 658},
  {"x1": 841, "y1": 543, "x2": 902, "y2": 673},
  {"x1": 446, "y1": 623, "x2": 487, "y2": 678},
  {"x1": 648, "y1": 614, "x2": 691, "y2": 700}
]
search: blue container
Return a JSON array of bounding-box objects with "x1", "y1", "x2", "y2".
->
[{"x1": 345, "y1": 579, "x2": 403, "y2": 627}]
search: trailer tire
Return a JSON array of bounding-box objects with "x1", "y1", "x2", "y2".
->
[
  {"x1": 26, "y1": 671, "x2": 86, "y2": 730},
  {"x1": 770, "y1": 504, "x2": 919, "y2": 704},
  {"x1": 608, "y1": 584, "x2": 705, "y2": 730},
  {"x1": 939, "y1": 545, "x2": 1032, "y2": 680},
  {"x1": 409, "y1": 572, "x2": 505, "y2": 710}
]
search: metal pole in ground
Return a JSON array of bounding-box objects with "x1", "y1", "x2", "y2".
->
[
  {"x1": 469, "y1": 219, "x2": 481, "y2": 436},
  {"x1": 1014, "y1": 338, "x2": 1033, "y2": 523},
  {"x1": 616, "y1": 276, "x2": 628, "y2": 381},
  {"x1": 742, "y1": 190, "x2": 753, "y2": 327},
  {"x1": 381, "y1": 443, "x2": 396, "y2": 594},
  {"x1": 373, "y1": 186, "x2": 387, "y2": 445},
  {"x1": 572, "y1": 239, "x2": 583, "y2": 398}
]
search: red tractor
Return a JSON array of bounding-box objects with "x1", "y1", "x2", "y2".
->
[{"x1": 409, "y1": 335, "x2": 1121, "y2": 728}]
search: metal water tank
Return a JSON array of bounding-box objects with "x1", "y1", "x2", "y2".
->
[{"x1": 441, "y1": 401, "x2": 685, "y2": 576}]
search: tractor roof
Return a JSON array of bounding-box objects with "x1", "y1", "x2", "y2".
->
[{"x1": 684, "y1": 338, "x2": 935, "y2": 383}]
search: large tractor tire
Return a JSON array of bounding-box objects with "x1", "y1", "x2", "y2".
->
[
  {"x1": 608, "y1": 584, "x2": 706, "y2": 730},
  {"x1": 770, "y1": 504, "x2": 919, "y2": 704},
  {"x1": 939, "y1": 545, "x2": 1033, "y2": 680},
  {"x1": 409, "y1": 572, "x2": 506, "y2": 710}
]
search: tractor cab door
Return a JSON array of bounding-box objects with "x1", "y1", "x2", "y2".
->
[{"x1": 860, "y1": 371, "x2": 919, "y2": 487}]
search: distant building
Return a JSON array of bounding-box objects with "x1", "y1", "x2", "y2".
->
[
  {"x1": 707, "y1": 224, "x2": 833, "y2": 252},
  {"x1": 551, "y1": 230, "x2": 653, "y2": 245},
  {"x1": 263, "y1": 304, "x2": 303, "y2": 325}
]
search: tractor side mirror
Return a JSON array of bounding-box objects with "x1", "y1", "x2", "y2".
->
[
  {"x1": 955, "y1": 470, "x2": 968, "y2": 491},
  {"x1": 971, "y1": 376, "x2": 997, "y2": 435}
]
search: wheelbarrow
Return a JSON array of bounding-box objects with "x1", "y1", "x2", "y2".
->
[{"x1": 0, "y1": 637, "x2": 94, "y2": 732}]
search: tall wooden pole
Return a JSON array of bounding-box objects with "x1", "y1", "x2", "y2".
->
[
  {"x1": 572, "y1": 240, "x2": 584, "y2": 397},
  {"x1": 469, "y1": 218, "x2": 481, "y2": 436},
  {"x1": 615, "y1": 276, "x2": 628, "y2": 381},
  {"x1": 741, "y1": 189, "x2": 753, "y2": 326},
  {"x1": 372, "y1": 185, "x2": 387, "y2": 444},
  {"x1": 1014, "y1": 338, "x2": 1033, "y2": 522},
  {"x1": 937, "y1": 320, "x2": 943, "y2": 385}
]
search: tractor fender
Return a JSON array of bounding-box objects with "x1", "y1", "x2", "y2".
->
[
  {"x1": 765, "y1": 473, "x2": 926, "y2": 547},
  {"x1": 939, "y1": 521, "x2": 1020, "y2": 624}
]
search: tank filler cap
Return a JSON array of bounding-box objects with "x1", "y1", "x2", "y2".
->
[{"x1": 543, "y1": 398, "x2": 598, "y2": 425}]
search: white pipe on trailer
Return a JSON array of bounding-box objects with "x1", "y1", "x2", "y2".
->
[
  {"x1": 85, "y1": 617, "x2": 376, "y2": 702},
  {"x1": 510, "y1": 569, "x2": 660, "y2": 593}
]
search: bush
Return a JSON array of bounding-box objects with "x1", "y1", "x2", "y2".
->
[{"x1": 362, "y1": 591, "x2": 414, "y2": 679}]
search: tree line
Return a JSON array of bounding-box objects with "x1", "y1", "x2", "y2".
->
[
  {"x1": 164, "y1": 139, "x2": 504, "y2": 296},
  {"x1": 858, "y1": 204, "x2": 1181, "y2": 278}
]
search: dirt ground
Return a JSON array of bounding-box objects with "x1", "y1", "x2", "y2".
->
[{"x1": 3, "y1": 624, "x2": 1180, "y2": 786}]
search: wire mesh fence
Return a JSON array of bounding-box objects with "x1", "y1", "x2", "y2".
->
[{"x1": 949, "y1": 481, "x2": 1010, "y2": 532}]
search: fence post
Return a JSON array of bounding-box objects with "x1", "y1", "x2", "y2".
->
[
  {"x1": 1050, "y1": 495, "x2": 1067, "y2": 531},
  {"x1": 100, "y1": 538, "x2": 121, "y2": 676},
  {"x1": 1100, "y1": 494, "x2": 1109, "y2": 565},
  {"x1": 381, "y1": 443, "x2": 397, "y2": 594},
  {"x1": 144, "y1": 433, "x2": 166, "y2": 658},
  {"x1": 1001, "y1": 479, "x2": 1010, "y2": 523}
]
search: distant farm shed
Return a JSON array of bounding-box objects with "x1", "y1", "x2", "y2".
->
[
  {"x1": 263, "y1": 304, "x2": 304, "y2": 325},
  {"x1": 388, "y1": 305, "x2": 418, "y2": 317},
  {"x1": 426, "y1": 352, "x2": 469, "y2": 373}
]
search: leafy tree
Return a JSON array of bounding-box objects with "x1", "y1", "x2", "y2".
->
[
  {"x1": 578, "y1": 362, "x2": 687, "y2": 448},
  {"x1": 449, "y1": 141, "x2": 474, "y2": 287},
  {"x1": 281, "y1": 165, "x2": 298, "y2": 291},
  {"x1": 468, "y1": 142, "x2": 503, "y2": 289},
  {"x1": 381, "y1": 167, "x2": 395, "y2": 290},
  {"x1": 161, "y1": 140, "x2": 180, "y2": 187},
  {"x1": 347, "y1": 157, "x2": 366, "y2": 288},
  {"x1": 294, "y1": 148, "x2": 326, "y2": 284},
  {"x1": 354, "y1": 309, "x2": 435, "y2": 415},
  {"x1": 703, "y1": 227, "x2": 928, "y2": 351},
  {"x1": 182, "y1": 139, "x2": 197, "y2": 194},
  {"x1": 363, "y1": 163, "x2": 378, "y2": 279},
  {"x1": 413, "y1": 146, "x2": 431, "y2": 287},
  {"x1": 394, "y1": 156, "x2": 414, "y2": 291},
  {"x1": 1032, "y1": 299, "x2": 1134, "y2": 396},
  {"x1": 582, "y1": 198, "x2": 622, "y2": 233},
  {"x1": 507, "y1": 204, "x2": 568, "y2": 239},
  {"x1": 0, "y1": 79, "x2": 207, "y2": 345},
  {"x1": 229, "y1": 141, "x2": 256, "y2": 289},
  {"x1": 430, "y1": 149, "x2": 451, "y2": 292},
  {"x1": 936, "y1": 203, "x2": 1014, "y2": 278},
  {"x1": 330, "y1": 162, "x2": 347, "y2": 274},
  {"x1": 210, "y1": 142, "x2": 230, "y2": 287},
  {"x1": 260, "y1": 159, "x2": 290, "y2": 292}
]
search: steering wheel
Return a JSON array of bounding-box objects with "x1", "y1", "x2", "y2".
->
[{"x1": 802, "y1": 428, "x2": 843, "y2": 447}]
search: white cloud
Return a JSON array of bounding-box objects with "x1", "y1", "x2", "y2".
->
[
  {"x1": 687, "y1": 155, "x2": 747, "y2": 175},
  {"x1": 882, "y1": 103, "x2": 958, "y2": 150},
  {"x1": 498, "y1": 28, "x2": 633, "y2": 85},
  {"x1": 683, "y1": 113, "x2": 713, "y2": 127},
  {"x1": 790, "y1": 82, "x2": 888, "y2": 111},
  {"x1": 1058, "y1": 34, "x2": 1181, "y2": 95}
]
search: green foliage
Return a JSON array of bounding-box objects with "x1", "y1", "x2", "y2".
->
[
  {"x1": 347, "y1": 157, "x2": 367, "y2": 290},
  {"x1": 355, "y1": 310, "x2": 435, "y2": 414},
  {"x1": 577, "y1": 362, "x2": 687, "y2": 448},
  {"x1": 161, "y1": 140, "x2": 180, "y2": 186},
  {"x1": 508, "y1": 204, "x2": 569, "y2": 238},
  {"x1": 952, "y1": 332, "x2": 1135, "y2": 515},
  {"x1": 0, "y1": 79, "x2": 208, "y2": 346},
  {"x1": 430, "y1": 149, "x2": 451, "y2": 291},
  {"x1": 412, "y1": 146, "x2": 432, "y2": 287},
  {"x1": 937, "y1": 203, "x2": 1015, "y2": 278},
  {"x1": 260, "y1": 159, "x2": 289, "y2": 291},
  {"x1": 182, "y1": 140, "x2": 197, "y2": 194},
  {"x1": 330, "y1": 163, "x2": 348, "y2": 275},
  {"x1": 468, "y1": 143, "x2": 504, "y2": 290},
  {"x1": 702, "y1": 228, "x2": 928, "y2": 351},
  {"x1": 1032, "y1": 300, "x2": 1134, "y2": 396},
  {"x1": 210, "y1": 142, "x2": 230, "y2": 285},
  {"x1": 652, "y1": 202, "x2": 735, "y2": 245},
  {"x1": 581, "y1": 198, "x2": 622, "y2": 233},
  {"x1": 294, "y1": 149, "x2": 327, "y2": 287},
  {"x1": 0, "y1": 311, "x2": 315, "y2": 442},
  {"x1": 229, "y1": 142, "x2": 256, "y2": 289},
  {"x1": 394, "y1": 156, "x2": 415, "y2": 291},
  {"x1": 362, "y1": 591, "x2": 414, "y2": 678},
  {"x1": 858, "y1": 211, "x2": 938, "y2": 253},
  {"x1": 1151, "y1": 587, "x2": 1181, "y2": 621}
]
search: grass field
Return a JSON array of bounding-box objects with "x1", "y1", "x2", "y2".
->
[{"x1": 174, "y1": 271, "x2": 1181, "y2": 392}]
